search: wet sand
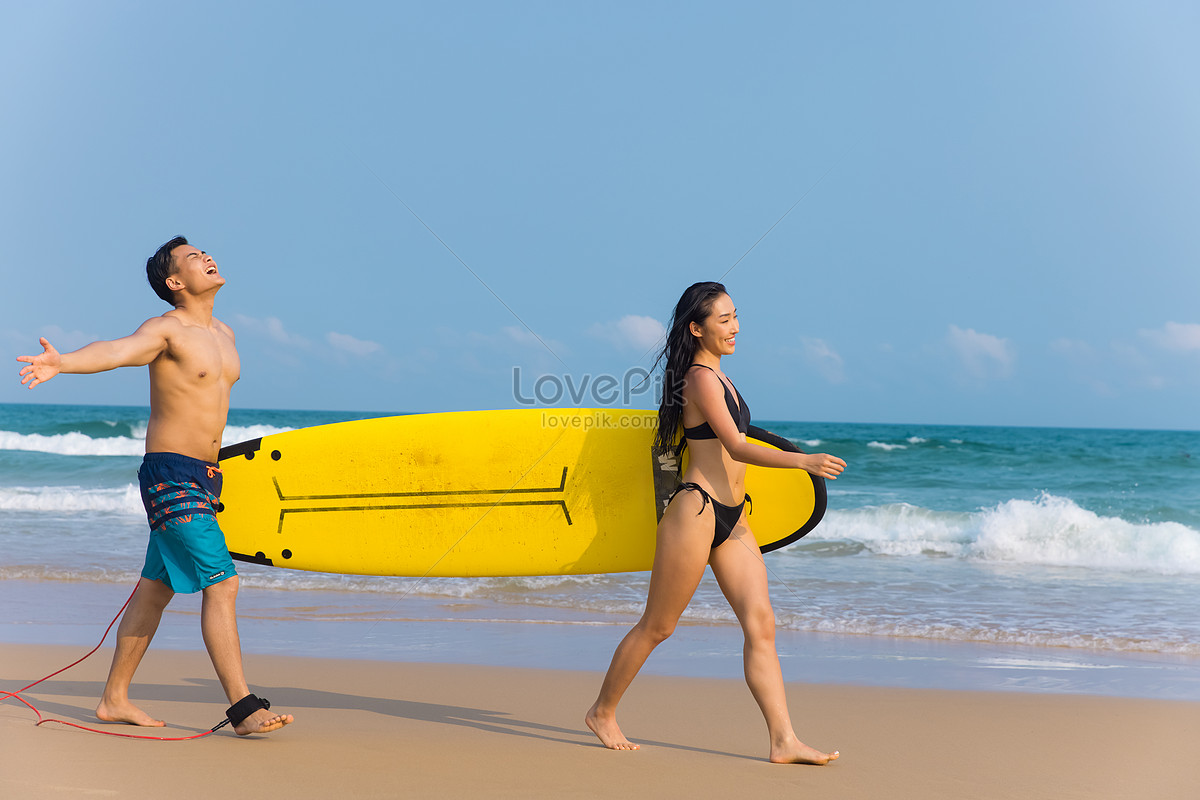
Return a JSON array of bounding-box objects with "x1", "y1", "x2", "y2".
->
[{"x1": 3, "y1": 643, "x2": 1198, "y2": 799}]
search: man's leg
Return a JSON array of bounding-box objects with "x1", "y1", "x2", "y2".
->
[
  {"x1": 200, "y1": 575, "x2": 293, "y2": 735},
  {"x1": 96, "y1": 577, "x2": 174, "y2": 726}
]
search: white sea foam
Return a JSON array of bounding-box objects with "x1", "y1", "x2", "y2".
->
[
  {"x1": 0, "y1": 424, "x2": 292, "y2": 457},
  {"x1": 867, "y1": 441, "x2": 907, "y2": 451},
  {"x1": 0, "y1": 564, "x2": 140, "y2": 583},
  {"x1": 971, "y1": 494, "x2": 1200, "y2": 574},
  {"x1": 223, "y1": 424, "x2": 295, "y2": 444},
  {"x1": 811, "y1": 494, "x2": 1200, "y2": 575},
  {"x1": 0, "y1": 430, "x2": 144, "y2": 456},
  {"x1": 0, "y1": 484, "x2": 144, "y2": 514},
  {"x1": 236, "y1": 571, "x2": 619, "y2": 599},
  {"x1": 773, "y1": 612, "x2": 1200, "y2": 655}
]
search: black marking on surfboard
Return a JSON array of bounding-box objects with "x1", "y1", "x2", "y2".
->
[
  {"x1": 747, "y1": 425, "x2": 826, "y2": 553},
  {"x1": 276, "y1": 500, "x2": 572, "y2": 533},
  {"x1": 219, "y1": 437, "x2": 262, "y2": 461},
  {"x1": 271, "y1": 467, "x2": 569, "y2": 501},
  {"x1": 651, "y1": 444, "x2": 682, "y2": 523},
  {"x1": 271, "y1": 450, "x2": 281, "y2": 460},
  {"x1": 270, "y1": 466, "x2": 573, "y2": 533},
  {"x1": 229, "y1": 550, "x2": 273, "y2": 566},
  {"x1": 281, "y1": 549, "x2": 292, "y2": 559}
]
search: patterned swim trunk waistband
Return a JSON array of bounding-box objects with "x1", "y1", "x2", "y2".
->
[{"x1": 138, "y1": 452, "x2": 222, "y2": 531}]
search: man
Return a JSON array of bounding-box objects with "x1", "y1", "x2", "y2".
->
[{"x1": 17, "y1": 236, "x2": 292, "y2": 735}]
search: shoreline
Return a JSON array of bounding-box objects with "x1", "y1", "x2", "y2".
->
[
  {"x1": 4, "y1": 643, "x2": 1198, "y2": 799},
  {"x1": 3, "y1": 577, "x2": 1200, "y2": 702}
]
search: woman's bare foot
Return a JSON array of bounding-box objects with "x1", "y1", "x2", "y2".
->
[
  {"x1": 585, "y1": 703, "x2": 639, "y2": 750},
  {"x1": 95, "y1": 698, "x2": 165, "y2": 727},
  {"x1": 234, "y1": 707, "x2": 294, "y2": 736},
  {"x1": 769, "y1": 737, "x2": 839, "y2": 765}
]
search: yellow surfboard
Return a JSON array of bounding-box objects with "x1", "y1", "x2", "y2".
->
[{"x1": 216, "y1": 409, "x2": 825, "y2": 577}]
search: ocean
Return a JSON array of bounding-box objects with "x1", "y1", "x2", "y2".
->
[{"x1": 3, "y1": 402, "x2": 1199, "y2": 700}]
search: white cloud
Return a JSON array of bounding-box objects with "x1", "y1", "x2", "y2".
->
[
  {"x1": 500, "y1": 325, "x2": 568, "y2": 355},
  {"x1": 1139, "y1": 322, "x2": 1200, "y2": 353},
  {"x1": 30, "y1": 326, "x2": 96, "y2": 352},
  {"x1": 232, "y1": 314, "x2": 310, "y2": 348},
  {"x1": 502, "y1": 326, "x2": 543, "y2": 347},
  {"x1": 589, "y1": 315, "x2": 667, "y2": 352},
  {"x1": 1048, "y1": 338, "x2": 1114, "y2": 395},
  {"x1": 1049, "y1": 338, "x2": 1094, "y2": 361},
  {"x1": 327, "y1": 331, "x2": 383, "y2": 357},
  {"x1": 948, "y1": 325, "x2": 1015, "y2": 379},
  {"x1": 8, "y1": 326, "x2": 99, "y2": 362},
  {"x1": 1051, "y1": 338, "x2": 1089, "y2": 357},
  {"x1": 496, "y1": 326, "x2": 571, "y2": 362},
  {"x1": 616, "y1": 315, "x2": 667, "y2": 351},
  {"x1": 801, "y1": 337, "x2": 846, "y2": 383}
]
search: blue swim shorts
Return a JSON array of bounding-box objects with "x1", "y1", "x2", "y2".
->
[{"x1": 138, "y1": 452, "x2": 237, "y2": 594}]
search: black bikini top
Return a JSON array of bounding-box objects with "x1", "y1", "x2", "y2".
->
[{"x1": 682, "y1": 364, "x2": 751, "y2": 440}]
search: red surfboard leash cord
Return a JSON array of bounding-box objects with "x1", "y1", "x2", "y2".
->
[{"x1": 1, "y1": 582, "x2": 229, "y2": 740}]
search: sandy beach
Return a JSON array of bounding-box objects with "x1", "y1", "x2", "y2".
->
[
  {"x1": 3, "y1": 642, "x2": 1198, "y2": 800},
  {"x1": 4, "y1": 408, "x2": 1200, "y2": 798}
]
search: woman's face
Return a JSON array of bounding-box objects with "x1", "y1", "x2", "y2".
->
[{"x1": 690, "y1": 293, "x2": 738, "y2": 357}]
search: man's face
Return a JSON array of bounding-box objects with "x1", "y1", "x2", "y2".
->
[{"x1": 167, "y1": 245, "x2": 225, "y2": 294}]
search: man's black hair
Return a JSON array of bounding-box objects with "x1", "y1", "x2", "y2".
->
[{"x1": 146, "y1": 235, "x2": 189, "y2": 305}]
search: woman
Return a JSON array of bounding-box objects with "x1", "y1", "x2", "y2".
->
[{"x1": 585, "y1": 281, "x2": 845, "y2": 764}]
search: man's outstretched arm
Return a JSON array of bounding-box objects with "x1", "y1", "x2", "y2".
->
[{"x1": 17, "y1": 319, "x2": 170, "y2": 389}]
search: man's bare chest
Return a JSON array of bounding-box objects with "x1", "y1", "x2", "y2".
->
[{"x1": 162, "y1": 330, "x2": 240, "y2": 385}]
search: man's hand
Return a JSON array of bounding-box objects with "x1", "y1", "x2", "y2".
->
[{"x1": 17, "y1": 338, "x2": 62, "y2": 389}]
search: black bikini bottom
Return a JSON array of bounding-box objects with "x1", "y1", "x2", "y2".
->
[{"x1": 668, "y1": 482, "x2": 752, "y2": 548}]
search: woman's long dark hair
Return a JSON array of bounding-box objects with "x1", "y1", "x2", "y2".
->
[{"x1": 654, "y1": 281, "x2": 728, "y2": 450}]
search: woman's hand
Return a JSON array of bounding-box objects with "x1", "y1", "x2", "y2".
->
[{"x1": 800, "y1": 452, "x2": 846, "y2": 479}]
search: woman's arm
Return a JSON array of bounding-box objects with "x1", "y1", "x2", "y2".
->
[{"x1": 686, "y1": 369, "x2": 846, "y2": 479}]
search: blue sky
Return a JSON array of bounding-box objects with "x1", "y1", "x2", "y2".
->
[{"x1": 3, "y1": 1, "x2": 1198, "y2": 429}]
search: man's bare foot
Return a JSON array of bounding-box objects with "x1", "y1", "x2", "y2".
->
[
  {"x1": 234, "y1": 707, "x2": 294, "y2": 736},
  {"x1": 95, "y1": 698, "x2": 165, "y2": 727},
  {"x1": 769, "y1": 738, "x2": 839, "y2": 765},
  {"x1": 585, "y1": 703, "x2": 639, "y2": 750}
]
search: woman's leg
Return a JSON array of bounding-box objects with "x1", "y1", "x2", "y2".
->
[
  {"x1": 709, "y1": 523, "x2": 838, "y2": 765},
  {"x1": 586, "y1": 491, "x2": 713, "y2": 750}
]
